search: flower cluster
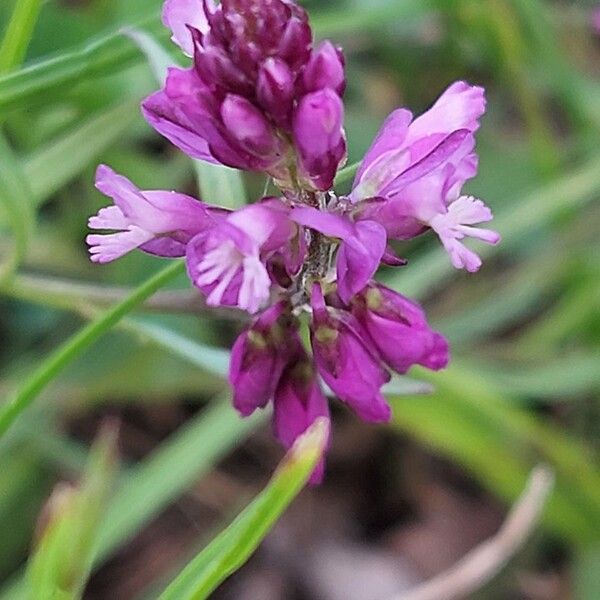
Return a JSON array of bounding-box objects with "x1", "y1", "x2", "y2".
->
[{"x1": 87, "y1": 0, "x2": 500, "y2": 482}]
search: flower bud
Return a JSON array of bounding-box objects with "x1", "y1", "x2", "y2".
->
[
  {"x1": 194, "y1": 44, "x2": 254, "y2": 96},
  {"x1": 273, "y1": 343, "x2": 330, "y2": 484},
  {"x1": 353, "y1": 283, "x2": 449, "y2": 374},
  {"x1": 257, "y1": 58, "x2": 295, "y2": 126},
  {"x1": 221, "y1": 94, "x2": 281, "y2": 158},
  {"x1": 293, "y1": 89, "x2": 346, "y2": 190},
  {"x1": 278, "y1": 16, "x2": 312, "y2": 72},
  {"x1": 303, "y1": 41, "x2": 346, "y2": 96},
  {"x1": 310, "y1": 284, "x2": 391, "y2": 423},
  {"x1": 229, "y1": 302, "x2": 294, "y2": 416}
]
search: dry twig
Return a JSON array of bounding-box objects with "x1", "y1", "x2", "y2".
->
[{"x1": 394, "y1": 466, "x2": 555, "y2": 600}]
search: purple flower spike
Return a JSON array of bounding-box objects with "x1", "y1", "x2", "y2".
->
[
  {"x1": 87, "y1": 0, "x2": 499, "y2": 483},
  {"x1": 353, "y1": 283, "x2": 449, "y2": 374},
  {"x1": 186, "y1": 201, "x2": 293, "y2": 313},
  {"x1": 293, "y1": 88, "x2": 346, "y2": 191},
  {"x1": 230, "y1": 301, "x2": 293, "y2": 416},
  {"x1": 303, "y1": 41, "x2": 346, "y2": 96},
  {"x1": 291, "y1": 207, "x2": 386, "y2": 303},
  {"x1": 310, "y1": 284, "x2": 391, "y2": 423},
  {"x1": 87, "y1": 165, "x2": 221, "y2": 263},
  {"x1": 273, "y1": 340, "x2": 330, "y2": 484}
]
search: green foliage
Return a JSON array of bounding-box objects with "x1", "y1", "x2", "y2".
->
[
  {"x1": 0, "y1": 0, "x2": 43, "y2": 75},
  {"x1": 0, "y1": 132, "x2": 34, "y2": 282},
  {"x1": 0, "y1": 0, "x2": 598, "y2": 597},
  {"x1": 159, "y1": 418, "x2": 328, "y2": 600},
  {"x1": 26, "y1": 424, "x2": 119, "y2": 599}
]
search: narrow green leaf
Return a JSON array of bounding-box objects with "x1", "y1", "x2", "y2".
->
[
  {"x1": 23, "y1": 101, "x2": 138, "y2": 205},
  {"x1": 311, "y1": 0, "x2": 439, "y2": 36},
  {"x1": 389, "y1": 362, "x2": 600, "y2": 544},
  {"x1": 123, "y1": 27, "x2": 174, "y2": 84},
  {"x1": 96, "y1": 398, "x2": 265, "y2": 560},
  {"x1": 0, "y1": 17, "x2": 167, "y2": 114},
  {"x1": 0, "y1": 0, "x2": 44, "y2": 74},
  {"x1": 435, "y1": 255, "x2": 563, "y2": 347},
  {"x1": 0, "y1": 261, "x2": 186, "y2": 439},
  {"x1": 3, "y1": 399, "x2": 266, "y2": 600},
  {"x1": 159, "y1": 418, "x2": 329, "y2": 600},
  {"x1": 0, "y1": 132, "x2": 35, "y2": 283},
  {"x1": 471, "y1": 353, "x2": 600, "y2": 399},
  {"x1": 126, "y1": 319, "x2": 230, "y2": 378},
  {"x1": 388, "y1": 393, "x2": 594, "y2": 544},
  {"x1": 26, "y1": 424, "x2": 119, "y2": 599}
]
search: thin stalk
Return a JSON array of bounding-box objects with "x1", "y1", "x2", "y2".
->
[
  {"x1": 334, "y1": 161, "x2": 360, "y2": 188},
  {"x1": 0, "y1": 261, "x2": 186, "y2": 438},
  {"x1": 2, "y1": 273, "x2": 244, "y2": 319},
  {"x1": 0, "y1": 0, "x2": 44, "y2": 74}
]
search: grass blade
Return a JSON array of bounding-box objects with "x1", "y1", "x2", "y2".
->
[
  {"x1": 0, "y1": 132, "x2": 35, "y2": 283},
  {"x1": 195, "y1": 163, "x2": 247, "y2": 209},
  {"x1": 96, "y1": 398, "x2": 264, "y2": 560},
  {"x1": 0, "y1": 261, "x2": 186, "y2": 439},
  {"x1": 0, "y1": 0, "x2": 44, "y2": 74},
  {"x1": 0, "y1": 17, "x2": 167, "y2": 114},
  {"x1": 391, "y1": 154, "x2": 600, "y2": 299},
  {"x1": 159, "y1": 418, "x2": 329, "y2": 600},
  {"x1": 23, "y1": 100, "x2": 139, "y2": 205},
  {"x1": 26, "y1": 424, "x2": 119, "y2": 599}
]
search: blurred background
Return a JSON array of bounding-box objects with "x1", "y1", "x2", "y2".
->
[{"x1": 0, "y1": 0, "x2": 599, "y2": 598}]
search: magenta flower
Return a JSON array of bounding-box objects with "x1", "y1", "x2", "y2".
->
[
  {"x1": 293, "y1": 89, "x2": 347, "y2": 191},
  {"x1": 310, "y1": 284, "x2": 391, "y2": 423},
  {"x1": 142, "y1": 0, "x2": 347, "y2": 191},
  {"x1": 186, "y1": 200, "x2": 294, "y2": 313},
  {"x1": 230, "y1": 301, "x2": 293, "y2": 417},
  {"x1": 352, "y1": 283, "x2": 449, "y2": 374},
  {"x1": 351, "y1": 81, "x2": 500, "y2": 272},
  {"x1": 87, "y1": 165, "x2": 222, "y2": 263},
  {"x1": 87, "y1": 0, "x2": 501, "y2": 482},
  {"x1": 273, "y1": 339, "x2": 330, "y2": 484}
]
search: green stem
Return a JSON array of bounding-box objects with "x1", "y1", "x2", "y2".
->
[
  {"x1": 2, "y1": 273, "x2": 244, "y2": 319},
  {"x1": 334, "y1": 161, "x2": 360, "y2": 188},
  {"x1": 0, "y1": 0, "x2": 44, "y2": 74},
  {"x1": 0, "y1": 261, "x2": 185, "y2": 439},
  {"x1": 0, "y1": 132, "x2": 35, "y2": 284}
]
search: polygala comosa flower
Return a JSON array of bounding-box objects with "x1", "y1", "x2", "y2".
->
[{"x1": 88, "y1": 0, "x2": 500, "y2": 481}]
